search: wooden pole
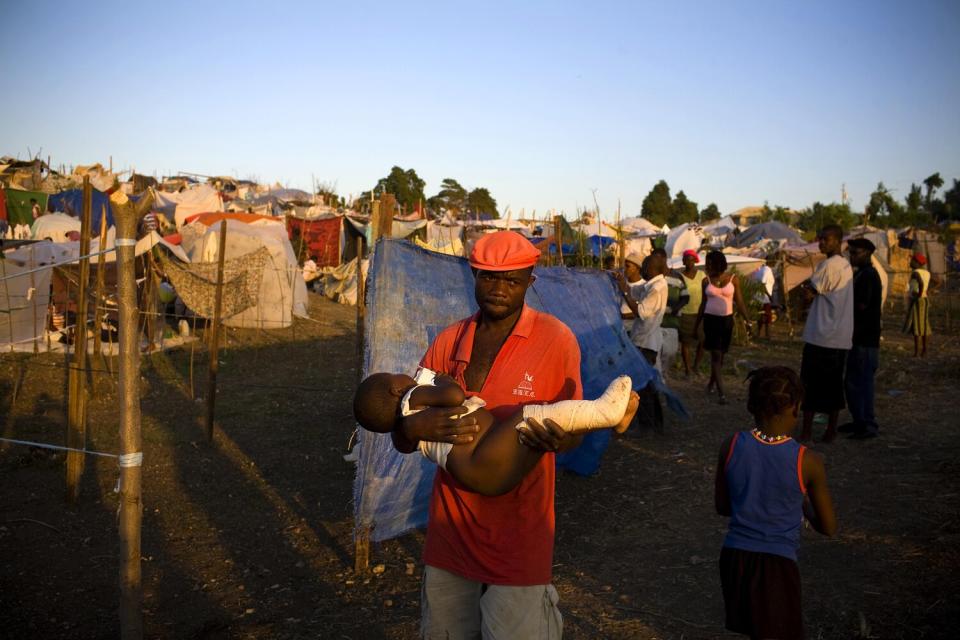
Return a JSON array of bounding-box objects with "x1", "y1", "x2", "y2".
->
[
  {"x1": 353, "y1": 234, "x2": 370, "y2": 573},
  {"x1": 204, "y1": 221, "x2": 228, "y2": 442},
  {"x1": 616, "y1": 200, "x2": 625, "y2": 269},
  {"x1": 65, "y1": 176, "x2": 92, "y2": 502},
  {"x1": 93, "y1": 207, "x2": 108, "y2": 358},
  {"x1": 115, "y1": 189, "x2": 144, "y2": 640},
  {"x1": 554, "y1": 215, "x2": 564, "y2": 266}
]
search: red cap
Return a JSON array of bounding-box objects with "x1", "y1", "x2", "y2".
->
[
  {"x1": 469, "y1": 231, "x2": 540, "y2": 272},
  {"x1": 682, "y1": 249, "x2": 700, "y2": 262},
  {"x1": 913, "y1": 253, "x2": 927, "y2": 265}
]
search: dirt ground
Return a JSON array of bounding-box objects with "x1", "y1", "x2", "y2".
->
[{"x1": 2, "y1": 292, "x2": 959, "y2": 639}]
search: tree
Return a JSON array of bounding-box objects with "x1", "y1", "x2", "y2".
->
[
  {"x1": 923, "y1": 172, "x2": 944, "y2": 206},
  {"x1": 798, "y1": 202, "x2": 857, "y2": 232},
  {"x1": 700, "y1": 203, "x2": 721, "y2": 222},
  {"x1": 760, "y1": 202, "x2": 793, "y2": 225},
  {"x1": 466, "y1": 188, "x2": 498, "y2": 218},
  {"x1": 670, "y1": 190, "x2": 698, "y2": 226},
  {"x1": 431, "y1": 178, "x2": 468, "y2": 216},
  {"x1": 641, "y1": 180, "x2": 672, "y2": 227},
  {"x1": 864, "y1": 182, "x2": 902, "y2": 227},
  {"x1": 366, "y1": 166, "x2": 426, "y2": 214},
  {"x1": 943, "y1": 178, "x2": 960, "y2": 221}
]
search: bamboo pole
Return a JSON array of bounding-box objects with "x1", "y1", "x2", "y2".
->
[
  {"x1": 115, "y1": 189, "x2": 144, "y2": 640},
  {"x1": 65, "y1": 176, "x2": 92, "y2": 503},
  {"x1": 354, "y1": 234, "x2": 369, "y2": 573},
  {"x1": 93, "y1": 207, "x2": 108, "y2": 358},
  {"x1": 204, "y1": 221, "x2": 228, "y2": 442},
  {"x1": 554, "y1": 215, "x2": 563, "y2": 266}
]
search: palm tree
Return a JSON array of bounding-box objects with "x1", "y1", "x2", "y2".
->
[{"x1": 923, "y1": 172, "x2": 944, "y2": 206}]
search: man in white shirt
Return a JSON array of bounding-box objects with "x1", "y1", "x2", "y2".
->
[
  {"x1": 752, "y1": 258, "x2": 776, "y2": 339},
  {"x1": 799, "y1": 225, "x2": 854, "y2": 443},
  {"x1": 616, "y1": 253, "x2": 667, "y2": 430}
]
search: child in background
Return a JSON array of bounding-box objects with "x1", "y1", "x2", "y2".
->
[
  {"x1": 354, "y1": 369, "x2": 638, "y2": 496},
  {"x1": 904, "y1": 253, "x2": 932, "y2": 357},
  {"x1": 714, "y1": 366, "x2": 836, "y2": 639}
]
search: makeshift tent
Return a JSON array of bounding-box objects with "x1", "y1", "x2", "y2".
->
[
  {"x1": 354, "y1": 238, "x2": 682, "y2": 542},
  {"x1": 727, "y1": 221, "x2": 802, "y2": 248},
  {"x1": 286, "y1": 214, "x2": 342, "y2": 267},
  {"x1": 618, "y1": 215, "x2": 662, "y2": 236},
  {"x1": 47, "y1": 188, "x2": 115, "y2": 230},
  {"x1": 2, "y1": 189, "x2": 48, "y2": 225},
  {"x1": 702, "y1": 215, "x2": 738, "y2": 239},
  {"x1": 664, "y1": 223, "x2": 704, "y2": 258},
  {"x1": 177, "y1": 214, "x2": 308, "y2": 328},
  {"x1": 667, "y1": 251, "x2": 764, "y2": 275},
  {"x1": 316, "y1": 257, "x2": 368, "y2": 305},
  {"x1": 152, "y1": 185, "x2": 223, "y2": 228},
  {"x1": 1, "y1": 242, "x2": 69, "y2": 349},
  {"x1": 31, "y1": 213, "x2": 81, "y2": 242}
]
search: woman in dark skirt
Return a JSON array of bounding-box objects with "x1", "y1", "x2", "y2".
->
[
  {"x1": 695, "y1": 251, "x2": 751, "y2": 405},
  {"x1": 715, "y1": 367, "x2": 837, "y2": 639}
]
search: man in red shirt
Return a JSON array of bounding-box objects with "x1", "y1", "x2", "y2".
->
[{"x1": 392, "y1": 230, "x2": 583, "y2": 639}]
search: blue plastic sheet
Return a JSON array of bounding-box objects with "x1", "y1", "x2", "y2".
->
[
  {"x1": 47, "y1": 189, "x2": 115, "y2": 231},
  {"x1": 353, "y1": 238, "x2": 682, "y2": 542}
]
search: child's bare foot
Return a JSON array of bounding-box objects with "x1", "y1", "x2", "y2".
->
[{"x1": 614, "y1": 392, "x2": 640, "y2": 434}]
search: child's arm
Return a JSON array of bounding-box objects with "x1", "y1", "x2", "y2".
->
[
  {"x1": 801, "y1": 450, "x2": 837, "y2": 536},
  {"x1": 714, "y1": 435, "x2": 734, "y2": 517},
  {"x1": 407, "y1": 377, "x2": 466, "y2": 410}
]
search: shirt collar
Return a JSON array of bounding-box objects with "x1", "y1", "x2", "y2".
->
[
  {"x1": 454, "y1": 305, "x2": 534, "y2": 363},
  {"x1": 644, "y1": 274, "x2": 665, "y2": 287}
]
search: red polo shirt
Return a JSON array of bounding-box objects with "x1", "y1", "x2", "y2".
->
[{"x1": 420, "y1": 305, "x2": 582, "y2": 585}]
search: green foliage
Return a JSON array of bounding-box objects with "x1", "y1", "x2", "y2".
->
[
  {"x1": 700, "y1": 202, "x2": 721, "y2": 221},
  {"x1": 367, "y1": 166, "x2": 426, "y2": 213},
  {"x1": 797, "y1": 201, "x2": 858, "y2": 232},
  {"x1": 671, "y1": 190, "x2": 699, "y2": 226},
  {"x1": 943, "y1": 179, "x2": 960, "y2": 221},
  {"x1": 466, "y1": 188, "x2": 498, "y2": 218},
  {"x1": 864, "y1": 182, "x2": 904, "y2": 228},
  {"x1": 923, "y1": 172, "x2": 944, "y2": 205},
  {"x1": 641, "y1": 180, "x2": 672, "y2": 227},
  {"x1": 760, "y1": 202, "x2": 793, "y2": 225},
  {"x1": 433, "y1": 178, "x2": 468, "y2": 215}
]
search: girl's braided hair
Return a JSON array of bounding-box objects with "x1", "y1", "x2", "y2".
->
[{"x1": 746, "y1": 366, "x2": 804, "y2": 421}]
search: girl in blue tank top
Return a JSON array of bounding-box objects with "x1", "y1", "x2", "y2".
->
[{"x1": 715, "y1": 366, "x2": 837, "y2": 640}]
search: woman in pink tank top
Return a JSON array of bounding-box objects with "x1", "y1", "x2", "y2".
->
[{"x1": 695, "y1": 251, "x2": 751, "y2": 404}]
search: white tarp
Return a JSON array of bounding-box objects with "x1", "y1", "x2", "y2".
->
[
  {"x1": 616, "y1": 216, "x2": 663, "y2": 236},
  {"x1": 153, "y1": 185, "x2": 224, "y2": 228},
  {"x1": 0, "y1": 242, "x2": 66, "y2": 348},
  {"x1": 30, "y1": 213, "x2": 81, "y2": 242},
  {"x1": 664, "y1": 223, "x2": 705, "y2": 258},
  {"x1": 667, "y1": 251, "x2": 763, "y2": 275},
  {"x1": 317, "y1": 257, "x2": 368, "y2": 306},
  {"x1": 702, "y1": 216, "x2": 739, "y2": 238},
  {"x1": 179, "y1": 219, "x2": 308, "y2": 329},
  {"x1": 345, "y1": 216, "x2": 427, "y2": 239}
]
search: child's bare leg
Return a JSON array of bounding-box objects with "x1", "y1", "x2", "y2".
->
[{"x1": 822, "y1": 410, "x2": 838, "y2": 443}]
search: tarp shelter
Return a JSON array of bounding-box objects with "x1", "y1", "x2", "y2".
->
[
  {"x1": 47, "y1": 188, "x2": 115, "y2": 230},
  {"x1": 618, "y1": 215, "x2": 662, "y2": 236},
  {"x1": 286, "y1": 214, "x2": 342, "y2": 267},
  {"x1": 667, "y1": 251, "x2": 764, "y2": 275},
  {"x1": 177, "y1": 213, "x2": 308, "y2": 328},
  {"x1": 727, "y1": 221, "x2": 803, "y2": 248},
  {"x1": 664, "y1": 223, "x2": 704, "y2": 258},
  {"x1": 31, "y1": 213, "x2": 81, "y2": 242},
  {"x1": 152, "y1": 185, "x2": 223, "y2": 228},
  {"x1": 702, "y1": 215, "x2": 738, "y2": 240},
  {"x1": 0, "y1": 241, "x2": 67, "y2": 349},
  {"x1": 2, "y1": 189, "x2": 48, "y2": 225},
  {"x1": 354, "y1": 238, "x2": 680, "y2": 542}
]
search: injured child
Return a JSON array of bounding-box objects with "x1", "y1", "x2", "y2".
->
[{"x1": 353, "y1": 369, "x2": 639, "y2": 496}]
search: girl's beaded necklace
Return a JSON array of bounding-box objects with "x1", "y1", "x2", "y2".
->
[{"x1": 752, "y1": 428, "x2": 791, "y2": 443}]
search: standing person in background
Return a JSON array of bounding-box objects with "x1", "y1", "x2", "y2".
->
[
  {"x1": 798, "y1": 225, "x2": 854, "y2": 443},
  {"x1": 30, "y1": 198, "x2": 42, "y2": 220},
  {"x1": 695, "y1": 250, "x2": 751, "y2": 405},
  {"x1": 904, "y1": 253, "x2": 932, "y2": 357},
  {"x1": 752, "y1": 256, "x2": 776, "y2": 340},
  {"x1": 661, "y1": 261, "x2": 689, "y2": 375},
  {"x1": 616, "y1": 253, "x2": 646, "y2": 338},
  {"x1": 616, "y1": 253, "x2": 667, "y2": 430},
  {"x1": 842, "y1": 238, "x2": 883, "y2": 440},
  {"x1": 678, "y1": 249, "x2": 706, "y2": 377}
]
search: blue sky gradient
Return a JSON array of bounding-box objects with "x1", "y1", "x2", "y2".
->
[{"x1": 2, "y1": 0, "x2": 958, "y2": 219}]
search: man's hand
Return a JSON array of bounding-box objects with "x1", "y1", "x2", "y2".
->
[
  {"x1": 613, "y1": 271, "x2": 629, "y2": 294},
  {"x1": 517, "y1": 418, "x2": 581, "y2": 453},
  {"x1": 399, "y1": 406, "x2": 479, "y2": 446}
]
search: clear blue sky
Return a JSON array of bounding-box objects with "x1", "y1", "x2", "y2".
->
[{"x1": 2, "y1": 0, "x2": 958, "y2": 219}]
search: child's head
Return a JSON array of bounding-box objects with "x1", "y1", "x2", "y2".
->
[
  {"x1": 746, "y1": 366, "x2": 804, "y2": 423},
  {"x1": 353, "y1": 372, "x2": 417, "y2": 433}
]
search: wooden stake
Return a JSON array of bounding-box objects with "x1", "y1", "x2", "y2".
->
[
  {"x1": 115, "y1": 186, "x2": 144, "y2": 640},
  {"x1": 354, "y1": 526, "x2": 371, "y2": 573},
  {"x1": 93, "y1": 207, "x2": 108, "y2": 358},
  {"x1": 66, "y1": 176, "x2": 92, "y2": 503},
  {"x1": 353, "y1": 236, "x2": 370, "y2": 573},
  {"x1": 204, "y1": 221, "x2": 228, "y2": 442},
  {"x1": 554, "y1": 215, "x2": 564, "y2": 266}
]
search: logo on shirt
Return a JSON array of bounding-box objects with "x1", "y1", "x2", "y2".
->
[{"x1": 512, "y1": 372, "x2": 536, "y2": 398}]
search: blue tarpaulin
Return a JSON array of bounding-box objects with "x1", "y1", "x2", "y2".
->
[
  {"x1": 48, "y1": 189, "x2": 115, "y2": 231},
  {"x1": 353, "y1": 238, "x2": 682, "y2": 542}
]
